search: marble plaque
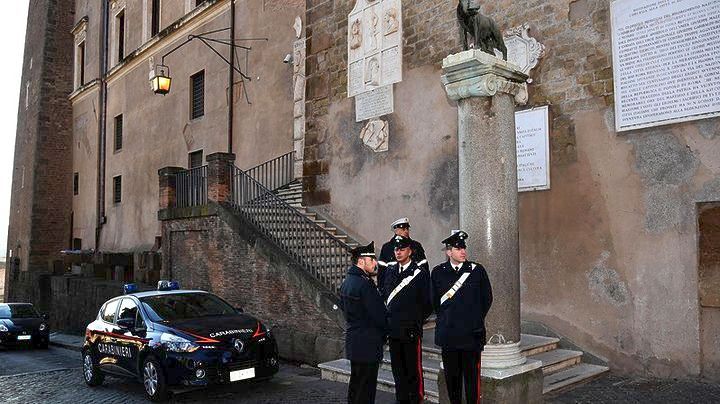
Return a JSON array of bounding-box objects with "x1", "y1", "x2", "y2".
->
[
  {"x1": 356, "y1": 85, "x2": 394, "y2": 122},
  {"x1": 515, "y1": 106, "x2": 550, "y2": 192},
  {"x1": 611, "y1": 0, "x2": 720, "y2": 132},
  {"x1": 360, "y1": 119, "x2": 389, "y2": 152},
  {"x1": 503, "y1": 24, "x2": 545, "y2": 83},
  {"x1": 347, "y1": 0, "x2": 403, "y2": 97}
]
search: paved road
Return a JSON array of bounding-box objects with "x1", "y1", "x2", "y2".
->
[{"x1": 0, "y1": 345, "x2": 396, "y2": 403}]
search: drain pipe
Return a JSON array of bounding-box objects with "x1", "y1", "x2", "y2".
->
[
  {"x1": 95, "y1": 0, "x2": 109, "y2": 249},
  {"x1": 227, "y1": 0, "x2": 235, "y2": 153}
]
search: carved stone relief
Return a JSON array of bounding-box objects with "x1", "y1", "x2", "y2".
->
[
  {"x1": 360, "y1": 119, "x2": 389, "y2": 152},
  {"x1": 503, "y1": 24, "x2": 545, "y2": 83}
]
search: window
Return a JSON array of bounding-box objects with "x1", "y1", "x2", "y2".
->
[
  {"x1": 189, "y1": 150, "x2": 203, "y2": 168},
  {"x1": 190, "y1": 70, "x2": 205, "y2": 120},
  {"x1": 116, "y1": 11, "x2": 125, "y2": 62},
  {"x1": 101, "y1": 299, "x2": 120, "y2": 323},
  {"x1": 118, "y1": 298, "x2": 138, "y2": 322},
  {"x1": 151, "y1": 0, "x2": 161, "y2": 36},
  {"x1": 196, "y1": 0, "x2": 206, "y2": 6},
  {"x1": 78, "y1": 41, "x2": 85, "y2": 86},
  {"x1": 113, "y1": 175, "x2": 122, "y2": 204},
  {"x1": 73, "y1": 172, "x2": 79, "y2": 195},
  {"x1": 72, "y1": 238, "x2": 82, "y2": 250},
  {"x1": 114, "y1": 114, "x2": 123, "y2": 151}
]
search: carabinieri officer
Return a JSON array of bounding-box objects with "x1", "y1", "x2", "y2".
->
[
  {"x1": 431, "y1": 231, "x2": 493, "y2": 404},
  {"x1": 381, "y1": 235, "x2": 432, "y2": 404},
  {"x1": 378, "y1": 217, "x2": 427, "y2": 290},
  {"x1": 340, "y1": 241, "x2": 389, "y2": 404}
]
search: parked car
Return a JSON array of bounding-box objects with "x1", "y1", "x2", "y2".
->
[
  {"x1": 0, "y1": 303, "x2": 50, "y2": 349},
  {"x1": 82, "y1": 281, "x2": 279, "y2": 401}
]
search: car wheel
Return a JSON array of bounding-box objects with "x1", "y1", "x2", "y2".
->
[
  {"x1": 142, "y1": 357, "x2": 170, "y2": 402},
  {"x1": 82, "y1": 351, "x2": 104, "y2": 386}
]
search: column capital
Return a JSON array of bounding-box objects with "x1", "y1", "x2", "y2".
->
[{"x1": 441, "y1": 50, "x2": 528, "y2": 104}]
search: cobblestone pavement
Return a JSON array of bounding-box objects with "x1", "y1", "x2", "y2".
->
[
  {"x1": 0, "y1": 345, "x2": 395, "y2": 403},
  {"x1": 549, "y1": 374, "x2": 720, "y2": 404}
]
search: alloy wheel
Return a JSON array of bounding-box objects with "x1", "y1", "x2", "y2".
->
[
  {"x1": 83, "y1": 354, "x2": 93, "y2": 381},
  {"x1": 143, "y1": 361, "x2": 158, "y2": 396}
]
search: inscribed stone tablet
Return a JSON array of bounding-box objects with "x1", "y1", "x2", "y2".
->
[
  {"x1": 515, "y1": 106, "x2": 550, "y2": 192},
  {"x1": 356, "y1": 85, "x2": 394, "y2": 122},
  {"x1": 611, "y1": 0, "x2": 720, "y2": 131},
  {"x1": 382, "y1": 46, "x2": 401, "y2": 85}
]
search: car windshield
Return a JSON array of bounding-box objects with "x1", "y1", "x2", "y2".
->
[
  {"x1": 0, "y1": 304, "x2": 39, "y2": 319},
  {"x1": 139, "y1": 293, "x2": 236, "y2": 322}
]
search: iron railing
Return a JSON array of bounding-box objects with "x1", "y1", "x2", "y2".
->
[
  {"x1": 229, "y1": 163, "x2": 351, "y2": 294},
  {"x1": 245, "y1": 151, "x2": 295, "y2": 192},
  {"x1": 175, "y1": 165, "x2": 207, "y2": 208}
]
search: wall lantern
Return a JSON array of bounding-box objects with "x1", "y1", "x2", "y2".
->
[{"x1": 150, "y1": 64, "x2": 172, "y2": 95}]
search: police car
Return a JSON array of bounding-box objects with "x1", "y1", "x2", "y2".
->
[{"x1": 82, "y1": 281, "x2": 279, "y2": 401}]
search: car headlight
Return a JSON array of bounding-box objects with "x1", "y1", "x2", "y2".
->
[
  {"x1": 0, "y1": 324, "x2": 7, "y2": 332},
  {"x1": 39, "y1": 323, "x2": 47, "y2": 331},
  {"x1": 161, "y1": 333, "x2": 199, "y2": 353}
]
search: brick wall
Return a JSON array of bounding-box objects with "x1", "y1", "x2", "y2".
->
[
  {"x1": 161, "y1": 206, "x2": 344, "y2": 364},
  {"x1": 6, "y1": 0, "x2": 75, "y2": 301}
]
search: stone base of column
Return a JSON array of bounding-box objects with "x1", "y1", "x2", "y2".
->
[
  {"x1": 482, "y1": 341, "x2": 526, "y2": 369},
  {"x1": 438, "y1": 359, "x2": 544, "y2": 404}
]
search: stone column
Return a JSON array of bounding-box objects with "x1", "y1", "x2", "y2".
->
[
  {"x1": 158, "y1": 166, "x2": 185, "y2": 210},
  {"x1": 441, "y1": 50, "x2": 529, "y2": 369},
  {"x1": 206, "y1": 152, "x2": 236, "y2": 204}
]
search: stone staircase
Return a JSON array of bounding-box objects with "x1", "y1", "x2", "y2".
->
[
  {"x1": 274, "y1": 180, "x2": 361, "y2": 252},
  {"x1": 319, "y1": 326, "x2": 609, "y2": 402}
]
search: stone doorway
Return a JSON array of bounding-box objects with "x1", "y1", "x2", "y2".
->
[{"x1": 698, "y1": 202, "x2": 720, "y2": 381}]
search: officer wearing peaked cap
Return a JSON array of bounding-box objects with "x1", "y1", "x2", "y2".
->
[
  {"x1": 340, "y1": 241, "x2": 389, "y2": 404},
  {"x1": 431, "y1": 231, "x2": 492, "y2": 404},
  {"x1": 378, "y1": 217, "x2": 427, "y2": 291},
  {"x1": 381, "y1": 234, "x2": 432, "y2": 404}
]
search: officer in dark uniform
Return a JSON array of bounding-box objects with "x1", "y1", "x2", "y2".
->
[
  {"x1": 381, "y1": 235, "x2": 433, "y2": 404},
  {"x1": 430, "y1": 231, "x2": 493, "y2": 404},
  {"x1": 378, "y1": 218, "x2": 428, "y2": 290},
  {"x1": 340, "y1": 241, "x2": 389, "y2": 404}
]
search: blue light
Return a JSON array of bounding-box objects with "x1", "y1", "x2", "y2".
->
[
  {"x1": 123, "y1": 284, "x2": 138, "y2": 294},
  {"x1": 157, "y1": 280, "x2": 181, "y2": 291}
]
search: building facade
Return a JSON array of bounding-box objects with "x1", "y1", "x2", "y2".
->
[{"x1": 6, "y1": 0, "x2": 720, "y2": 380}]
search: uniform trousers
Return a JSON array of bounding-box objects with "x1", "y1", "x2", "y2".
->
[
  {"x1": 348, "y1": 361, "x2": 380, "y2": 404},
  {"x1": 389, "y1": 337, "x2": 424, "y2": 404},
  {"x1": 441, "y1": 349, "x2": 482, "y2": 404}
]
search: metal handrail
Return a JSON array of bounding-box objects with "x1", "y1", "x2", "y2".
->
[
  {"x1": 175, "y1": 165, "x2": 207, "y2": 208},
  {"x1": 228, "y1": 163, "x2": 351, "y2": 294},
  {"x1": 245, "y1": 151, "x2": 294, "y2": 191}
]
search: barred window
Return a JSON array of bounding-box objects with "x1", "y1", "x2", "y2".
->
[
  {"x1": 73, "y1": 173, "x2": 79, "y2": 196},
  {"x1": 78, "y1": 41, "x2": 85, "y2": 86},
  {"x1": 113, "y1": 176, "x2": 122, "y2": 204},
  {"x1": 189, "y1": 150, "x2": 203, "y2": 168},
  {"x1": 117, "y1": 11, "x2": 125, "y2": 62},
  {"x1": 190, "y1": 70, "x2": 205, "y2": 120},
  {"x1": 151, "y1": 0, "x2": 161, "y2": 36},
  {"x1": 114, "y1": 114, "x2": 123, "y2": 151}
]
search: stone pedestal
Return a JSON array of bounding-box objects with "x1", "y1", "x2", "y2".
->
[
  {"x1": 206, "y1": 152, "x2": 236, "y2": 203},
  {"x1": 440, "y1": 50, "x2": 540, "y2": 403}
]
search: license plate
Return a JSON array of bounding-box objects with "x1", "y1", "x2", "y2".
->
[
  {"x1": 17, "y1": 335, "x2": 31, "y2": 341},
  {"x1": 229, "y1": 367, "x2": 255, "y2": 382}
]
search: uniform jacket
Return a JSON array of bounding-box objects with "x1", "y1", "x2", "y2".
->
[
  {"x1": 430, "y1": 260, "x2": 492, "y2": 352},
  {"x1": 381, "y1": 260, "x2": 433, "y2": 341},
  {"x1": 340, "y1": 265, "x2": 389, "y2": 363},
  {"x1": 378, "y1": 238, "x2": 427, "y2": 290}
]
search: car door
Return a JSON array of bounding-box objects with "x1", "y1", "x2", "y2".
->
[
  {"x1": 115, "y1": 298, "x2": 146, "y2": 376},
  {"x1": 96, "y1": 298, "x2": 124, "y2": 374}
]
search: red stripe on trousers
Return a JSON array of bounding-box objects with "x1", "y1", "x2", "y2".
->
[
  {"x1": 476, "y1": 353, "x2": 482, "y2": 403},
  {"x1": 417, "y1": 338, "x2": 424, "y2": 401}
]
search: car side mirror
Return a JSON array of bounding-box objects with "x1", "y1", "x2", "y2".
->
[
  {"x1": 116, "y1": 318, "x2": 135, "y2": 330},
  {"x1": 41, "y1": 313, "x2": 49, "y2": 320}
]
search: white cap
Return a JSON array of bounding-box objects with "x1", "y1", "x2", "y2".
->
[{"x1": 390, "y1": 217, "x2": 410, "y2": 230}]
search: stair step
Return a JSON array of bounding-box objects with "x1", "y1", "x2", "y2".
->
[
  {"x1": 542, "y1": 363, "x2": 609, "y2": 395},
  {"x1": 529, "y1": 349, "x2": 583, "y2": 374},
  {"x1": 319, "y1": 359, "x2": 439, "y2": 403},
  {"x1": 520, "y1": 334, "x2": 560, "y2": 356}
]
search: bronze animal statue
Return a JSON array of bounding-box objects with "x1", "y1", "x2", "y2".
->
[{"x1": 457, "y1": 0, "x2": 507, "y2": 60}]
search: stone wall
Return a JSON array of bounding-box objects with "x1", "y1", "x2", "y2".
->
[
  {"x1": 161, "y1": 205, "x2": 344, "y2": 364},
  {"x1": 302, "y1": 0, "x2": 720, "y2": 379},
  {"x1": 0, "y1": 266, "x2": 4, "y2": 302},
  {"x1": 48, "y1": 276, "x2": 127, "y2": 333}
]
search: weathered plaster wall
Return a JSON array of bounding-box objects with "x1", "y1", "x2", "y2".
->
[
  {"x1": 71, "y1": 0, "x2": 302, "y2": 252},
  {"x1": 303, "y1": 0, "x2": 720, "y2": 379}
]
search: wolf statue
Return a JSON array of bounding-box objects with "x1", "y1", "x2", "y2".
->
[{"x1": 457, "y1": 0, "x2": 507, "y2": 60}]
